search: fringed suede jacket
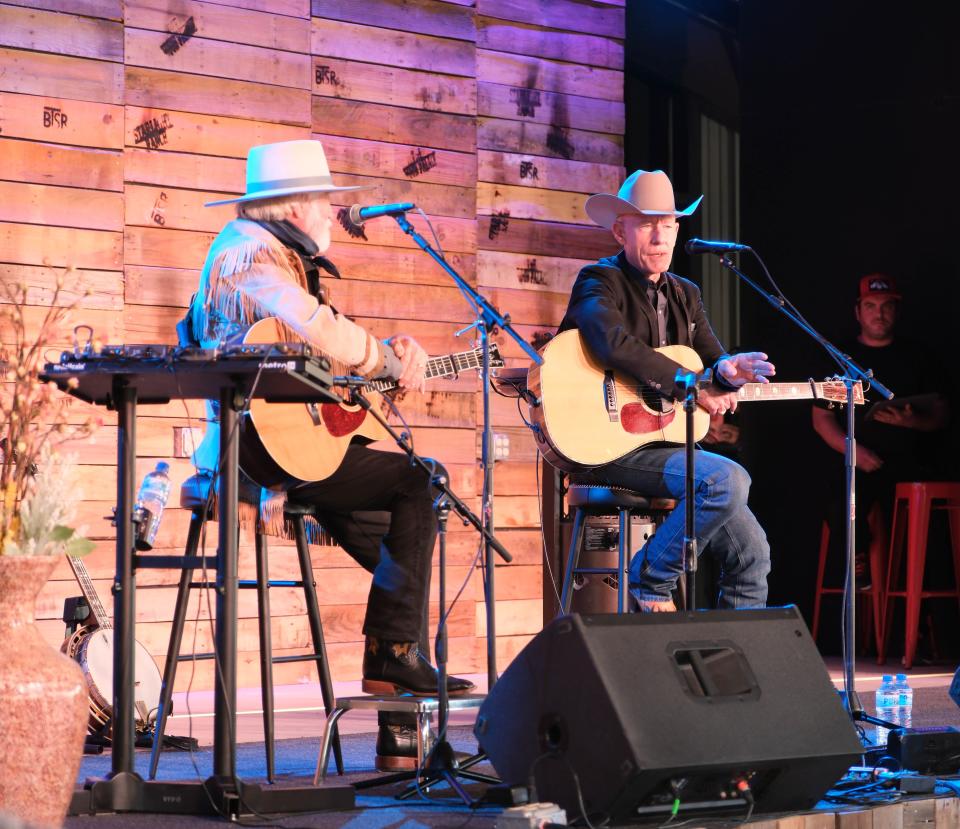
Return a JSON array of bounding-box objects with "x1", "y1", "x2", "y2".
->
[{"x1": 186, "y1": 219, "x2": 397, "y2": 536}]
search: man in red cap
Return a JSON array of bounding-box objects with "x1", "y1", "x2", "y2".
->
[{"x1": 812, "y1": 274, "x2": 951, "y2": 587}]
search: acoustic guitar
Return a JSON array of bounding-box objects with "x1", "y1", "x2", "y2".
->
[
  {"x1": 238, "y1": 317, "x2": 503, "y2": 488},
  {"x1": 61, "y1": 556, "x2": 163, "y2": 735},
  {"x1": 526, "y1": 329, "x2": 865, "y2": 472}
]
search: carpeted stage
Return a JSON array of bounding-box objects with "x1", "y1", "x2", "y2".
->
[{"x1": 65, "y1": 663, "x2": 960, "y2": 828}]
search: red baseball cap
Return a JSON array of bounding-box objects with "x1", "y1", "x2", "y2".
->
[{"x1": 858, "y1": 273, "x2": 901, "y2": 300}]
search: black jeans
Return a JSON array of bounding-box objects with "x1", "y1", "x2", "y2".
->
[
  {"x1": 290, "y1": 444, "x2": 445, "y2": 648},
  {"x1": 291, "y1": 445, "x2": 446, "y2": 732}
]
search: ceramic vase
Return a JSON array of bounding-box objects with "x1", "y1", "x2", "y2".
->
[{"x1": 0, "y1": 556, "x2": 88, "y2": 828}]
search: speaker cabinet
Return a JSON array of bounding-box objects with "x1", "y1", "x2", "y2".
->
[{"x1": 474, "y1": 607, "x2": 861, "y2": 823}]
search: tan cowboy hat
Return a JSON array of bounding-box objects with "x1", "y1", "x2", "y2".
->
[
  {"x1": 585, "y1": 169, "x2": 703, "y2": 229},
  {"x1": 205, "y1": 139, "x2": 367, "y2": 206}
]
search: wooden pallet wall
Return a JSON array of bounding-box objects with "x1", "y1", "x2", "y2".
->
[
  {"x1": 0, "y1": 0, "x2": 623, "y2": 693},
  {"x1": 474, "y1": 0, "x2": 623, "y2": 645}
]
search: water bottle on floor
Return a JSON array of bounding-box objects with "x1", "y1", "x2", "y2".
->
[
  {"x1": 134, "y1": 461, "x2": 171, "y2": 551},
  {"x1": 894, "y1": 672, "x2": 913, "y2": 730},
  {"x1": 874, "y1": 674, "x2": 896, "y2": 746}
]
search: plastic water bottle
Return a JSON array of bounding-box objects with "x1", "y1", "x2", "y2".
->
[
  {"x1": 874, "y1": 674, "x2": 896, "y2": 745},
  {"x1": 134, "y1": 461, "x2": 171, "y2": 551},
  {"x1": 893, "y1": 673, "x2": 913, "y2": 730}
]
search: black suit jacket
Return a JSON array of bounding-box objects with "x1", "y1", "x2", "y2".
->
[{"x1": 557, "y1": 251, "x2": 730, "y2": 401}]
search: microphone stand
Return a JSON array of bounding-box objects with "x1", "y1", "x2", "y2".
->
[
  {"x1": 715, "y1": 253, "x2": 896, "y2": 736},
  {"x1": 674, "y1": 369, "x2": 712, "y2": 610},
  {"x1": 391, "y1": 212, "x2": 541, "y2": 691},
  {"x1": 342, "y1": 381, "x2": 507, "y2": 802}
]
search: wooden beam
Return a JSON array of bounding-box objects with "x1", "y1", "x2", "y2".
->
[
  {"x1": 2, "y1": 138, "x2": 122, "y2": 191},
  {"x1": 311, "y1": 56, "x2": 476, "y2": 115},
  {"x1": 0, "y1": 46, "x2": 123, "y2": 105},
  {"x1": 124, "y1": 27, "x2": 312, "y2": 89},
  {"x1": 312, "y1": 18, "x2": 475, "y2": 77},
  {"x1": 125, "y1": 66, "x2": 311, "y2": 126},
  {"x1": 313, "y1": 96, "x2": 476, "y2": 154},
  {"x1": 0, "y1": 4, "x2": 123, "y2": 61},
  {"x1": 0, "y1": 91, "x2": 124, "y2": 149},
  {"x1": 477, "y1": 15, "x2": 623, "y2": 70},
  {"x1": 124, "y1": 0, "x2": 310, "y2": 52},
  {"x1": 312, "y1": 0, "x2": 475, "y2": 43}
]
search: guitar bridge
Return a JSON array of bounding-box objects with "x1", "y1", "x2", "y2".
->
[{"x1": 603, "y1": 370, "x2": 619, "y2": 422}]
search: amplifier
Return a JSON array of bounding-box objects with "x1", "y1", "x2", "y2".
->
[{"x1": 888, "y1": 727, "x2": 960, "y2": 774}]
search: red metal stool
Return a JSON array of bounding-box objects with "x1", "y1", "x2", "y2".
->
[
  {"x1": 880, "y1": 482, "x2": 960, "y2": 668},
  {"x1": 811, "y1": 514, "x2": 885, "y2": 653}
]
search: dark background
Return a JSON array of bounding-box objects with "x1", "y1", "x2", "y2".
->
[{"x1": 624, "y1": 1, "x2": 960, "y2": 654}]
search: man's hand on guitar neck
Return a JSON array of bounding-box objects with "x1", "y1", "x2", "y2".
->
[
  {"x1": 716, "y1": 351, "x2": 776, "y2": 387},
  {"x1": 388, "y1": 334, "x2": 428, "y2": 393}
]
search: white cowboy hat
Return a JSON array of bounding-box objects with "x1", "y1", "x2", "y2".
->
[
  {"x1": 205, "y1": 139, "x2": 367, "y2": 206},
  {"x1": 585, "y1": 169, "x2": 703, "y2": 229}
]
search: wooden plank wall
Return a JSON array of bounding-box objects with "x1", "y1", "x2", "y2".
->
[
  {"x1": 475, "y1": 0, "x2": 623, "y2": 655},
  {"x1": 0, "y1": 0, "x2": 623, "y2": 693}
]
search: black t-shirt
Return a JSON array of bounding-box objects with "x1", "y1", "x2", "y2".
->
[{"x1": 817, "y1": 337, "x2": 946, "y2": 474}]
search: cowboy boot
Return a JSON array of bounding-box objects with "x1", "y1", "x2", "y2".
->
[
  {"x1": 362, "y1": 637, "x2": 475, "y2": 696},
  {"x1": 374, "y1": 713, "x2": 434, "y2": 772}
]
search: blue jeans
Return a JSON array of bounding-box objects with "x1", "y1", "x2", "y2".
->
[{"x1": 577, "y1": 446, "x2": 770, "y2": 608}]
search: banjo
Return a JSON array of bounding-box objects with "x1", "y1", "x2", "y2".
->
[{"x1": 61, "y1": 556, "x2": 164, "y2": 734}]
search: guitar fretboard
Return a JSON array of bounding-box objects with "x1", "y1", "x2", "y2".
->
[
  {"x1": 735, "y1": 380, "x2": 859, "y2": 404},
  {"x1": 426, "y1": 351, "x2": 484, "y2": 378},
  {"x1": 66, "y1": 556, "x2": 112, "y2": 630},
  {"x1": 737, "y1": 381, "x2": 819, "y2": 401},
  {"x1": 367, "y1": 347, "x2": 496, "y2": 392}
]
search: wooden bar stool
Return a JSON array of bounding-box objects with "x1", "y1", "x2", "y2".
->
[
  {"x1": 148, "y1": 472, "x2": 342, "y2": 782},
  {"x1": 559, "y1": 482, "x2": 676, "y2": 614},
  {"x1": 880, "y1": 481, "x2": 960, "y2": 669},
  {"x1": 811, "y1": 512, "x2": 885, "y2": 654}
]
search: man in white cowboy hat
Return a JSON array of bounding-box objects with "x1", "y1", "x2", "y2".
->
[
  {"x1": 557, "y1": 169, "x2": 775, "y2": 611},
  {"x1": 186, "y1": 139, "x2": 473, "y2": 770}
]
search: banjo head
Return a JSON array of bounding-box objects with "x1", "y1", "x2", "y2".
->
[{"x1": 76, "y1": 628, "x2": 164, "y2": 730}]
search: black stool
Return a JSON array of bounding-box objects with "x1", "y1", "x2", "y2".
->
[
  {"x1": 148, "y1": 473, "x2": 342, "y2": 782},
  {"x1": 559, "y1": 483, "x2": 676, "y2": 614}
]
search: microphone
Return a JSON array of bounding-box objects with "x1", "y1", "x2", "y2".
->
[
  {"x1": 685, "y1": 238, "x2": 752, "y2": 255},
  {"x1": 347, "y1": 202, "x2": 415, "y2": 226}
]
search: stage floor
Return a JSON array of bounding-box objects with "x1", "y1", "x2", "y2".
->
[
  {"x1": 65, "y1": 657, "x2": 960, "y2": 828},
  {"x1": 148, "y1": 656, "x2": 960, "y2": 746}
]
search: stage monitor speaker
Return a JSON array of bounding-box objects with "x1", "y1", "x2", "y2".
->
[{"x1": 474, "y1": 607, "x2": 862, "y2": 823}]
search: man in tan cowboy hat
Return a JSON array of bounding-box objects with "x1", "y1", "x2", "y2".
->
[
  {"x1": 187, "y1": 139, "x2": 473, "y2": 770},
  {"x1": 557, "y1": 169, "x2": 775, "y2": 611}
]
